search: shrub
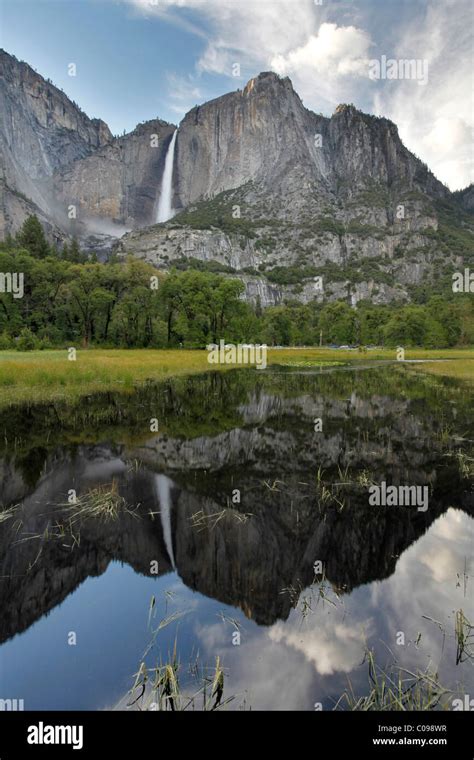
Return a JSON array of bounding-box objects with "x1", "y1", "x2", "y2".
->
[
  {"x1": 16, "y1": 327, "x2": 38, "y2": 351},
  {"x1": 0, "y1": 331, "x2": 12, "y2": 350}
]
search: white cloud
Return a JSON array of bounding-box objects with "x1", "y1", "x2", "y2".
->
[
  {"x1": 271, "y1": 23, "x2": 372, "y2": 78},
  {"x1": 371, "y1": 0, "x2": 473, "y2": 189},
  {"x1": 194, "y1": 611, "x2": 370, "y2": 709},
  {"x1": 269, "y1": 618, "x2": 369, "y2": 676}
]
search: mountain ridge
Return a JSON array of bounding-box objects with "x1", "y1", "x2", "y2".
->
[{"x1": 1, "y1": 49, "x2": 472, "y2": 306}]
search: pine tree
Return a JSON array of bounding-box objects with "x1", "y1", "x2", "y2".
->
[
  {"x1": 69, "y1": 238, "x2": 82, "y2": 263},
  {"x1": 16, "y1": 215, "x2": 50, "y2": 258}
]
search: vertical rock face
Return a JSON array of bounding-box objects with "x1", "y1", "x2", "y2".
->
[
  {"x1": 117, "y1": 72, "x2": 466, "y2": 306},
  {"x1": 174, "y1": 72, "x2": 327, "y2": 207},
  {"x1": 0, "y1": 49, "x2": 110, "y2": 236},
  {"x1": 328, "y1": 104, "x2": 446, "y2": 200},
  {"x1": 0, "y1": 49, "x2": 112, "y2": 182},
  {"x1": 52, "y1": 120, "x2": 176, "y2": 229}
]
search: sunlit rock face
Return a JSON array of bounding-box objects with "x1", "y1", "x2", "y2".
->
[{"x1": 174, "y1": 73, "x2": 328, "y2": 208}]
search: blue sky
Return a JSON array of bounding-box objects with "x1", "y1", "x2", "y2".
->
[
  {"x1": 1, "y1": 0, "x2": 217, "y2": 132},
  {"x1": 1, "y1": 0, "x2": 471, "y2": 189}
]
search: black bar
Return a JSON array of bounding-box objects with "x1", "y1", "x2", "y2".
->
[{"x1": 0, "y1": 710, "x2": 472, "y2": 757}]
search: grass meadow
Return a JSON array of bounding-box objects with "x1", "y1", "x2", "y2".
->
[{"x1": 0, "y1": 347, "x2": 472, "y2": 406}]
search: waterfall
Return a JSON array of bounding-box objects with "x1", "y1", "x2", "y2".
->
[
  {"x1": 157, "y1": 129, "x2": 177, "y2": 223},
  {"x1": 154, "y1": 474, "x2": 176, "y2": 569}
]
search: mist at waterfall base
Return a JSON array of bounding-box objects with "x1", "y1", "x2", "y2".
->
[{"x1": 157, "y1": 130, "x2": 178, "y2": 223}]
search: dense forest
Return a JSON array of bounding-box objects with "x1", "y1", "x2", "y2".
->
[{"x1": 0, "y1": 216, "x2": 472, "y2": 350}]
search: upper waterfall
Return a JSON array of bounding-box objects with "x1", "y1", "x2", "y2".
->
[{"x1": 157, "y1": 129, "x2": 178, "y2": 223}]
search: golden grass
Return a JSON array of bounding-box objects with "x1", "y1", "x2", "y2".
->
[
  {"x1": 0, "y1": 349, "x2": 223, "y2": 405},
  {"x1": 407, "y1": 358, "x2": 474, "y2": 382},
  {"x1": 0, "y1": 347, "x2": 472, "y2": 406},
  {"x1": 66, "y1": 480, "x2": 133, "y2": 522},
  {"x1": 271, "y1": 347, "x2": 474, "y2": 363}
]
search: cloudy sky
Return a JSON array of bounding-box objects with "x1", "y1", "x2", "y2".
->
[{"x1": 1, "y1": 0, "x2": 472, "y2": 189}]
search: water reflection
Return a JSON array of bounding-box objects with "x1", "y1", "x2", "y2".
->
[{"x1": 0, "y1": 367, "x2": 472, "y2": 709}]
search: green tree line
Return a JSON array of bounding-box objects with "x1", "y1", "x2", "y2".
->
[{"x1": 0, "y1": 215, "x2": 472, "y2": 350}]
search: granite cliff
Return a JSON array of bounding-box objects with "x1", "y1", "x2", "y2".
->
[{"x1": 1, "y1": 50, "x2": 472, "y2": 304}]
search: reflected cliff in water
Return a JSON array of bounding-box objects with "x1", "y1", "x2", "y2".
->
[{"x1": 0, "y1": 366, "x2": 472, "y2": 709}]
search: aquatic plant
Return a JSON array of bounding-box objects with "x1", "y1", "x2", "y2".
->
[
  {"x1": 455, "y1": 609, "x2": 474, "y2": 665},
  {"x1": 66, "y1": 480, "x2": 138, "y2": 522},
  {"x1": 335, "y1": 650, "x2": 452, "y2": 711}
]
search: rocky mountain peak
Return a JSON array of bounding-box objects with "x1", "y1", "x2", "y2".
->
[{"x1": 243, "y1": 70, "x2": 294, "y2": 96}]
